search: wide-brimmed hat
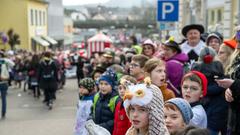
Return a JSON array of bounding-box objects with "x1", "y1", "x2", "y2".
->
[{"x1": 182, "y1": 24, "x2": 204, "y2": 37}]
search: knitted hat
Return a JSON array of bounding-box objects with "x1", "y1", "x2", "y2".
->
[
  {"x1": 206, "y1": 32, "x2": 223, "y2": 45},
  {"x1": 182, "y1": 24, "x2": 204, "y2": 37},
  {"x1": 223, "y1": 39, "x2": 237, "y2": 49},
  {"x1": 99, "y1": 68, "x2": 118, "y2": 89},
  {"x1": 199, "y1": 47, "x2": 217, "y2": 64},
  {"x1": 124, "y1": 82, "x2": 169, "y2": 135},
  {"x1": 79, "y1": 78, "x2": 95, "y2": 92},
  {"x1": 165, "y1": 98, "x2": 193, "y2": 124},
  {"x1": 182, "y1": 71, "x2": 208, "y2": 97}
]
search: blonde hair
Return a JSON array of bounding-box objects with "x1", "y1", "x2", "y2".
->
[
  {"x1": 226, "y1": 48, "x2": 240, "y2": 76},
  {"x1": 218, "y1": 44, "x2": 235, "y2": 73},
  {"x1": 144, "y1": 58, "x2": 165, "y2": 74}
]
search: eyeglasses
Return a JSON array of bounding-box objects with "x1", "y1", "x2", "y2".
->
[
  {"x1": 129, "y1": 63, "x2": 140, "y2": 68},
  {"x1": 182, "y1": 85, "x2": 200, "y2": 92}
]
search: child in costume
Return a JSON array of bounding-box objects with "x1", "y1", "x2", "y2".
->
[
  {"x1": 123, "y1": 78, "x2": 169, "y2": 135},
  {"x1": 75, "y1": 78, "x2": 96, "y2": 135}
]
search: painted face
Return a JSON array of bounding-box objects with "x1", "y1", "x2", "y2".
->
[
  {"x1": 218, "y1": 46, "x2": 228, "y2": 63},
  {"x1": 208, "y1": 37, "x2": 220, "y2": 53},
  {"x1": 129, "y1": 105, "x2": 149, "y2": 129},
  {"x1": 181, "y1": 79, "x2": 203, "y2": 103},
  {"x1": 150, "y1": 65, "x2": 166, "y2": 87},
  {"x1": 129, "y1": 61, "x2": 142, "y2": 77},
  {"x1": 162, "y1": 46, "x2": 177, "y2": 60},
  {"x1": 164, "y1": 107, "x2": 186, "y2": 134},
  {"x1": 118, "y1": 85, "x2": 127, "y2": 99},
  {"x1": 99, "y1": 80, "x2": 112, "y2": 95},
  {"x1": 79, "y1": 86, "x2": 89, "y2": 96},
  {"x1": 143, "y1": 44, "x2": 154, "y2": 57},
  {"x1": 186, "y1": 29, "x2": 201, "y2": 47}
]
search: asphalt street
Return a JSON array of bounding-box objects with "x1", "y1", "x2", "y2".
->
[{"x1": 0, "y1": 78, "x2": 79, "y2": 135}]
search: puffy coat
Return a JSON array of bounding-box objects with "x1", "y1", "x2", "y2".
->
[
  {"x1": 92, "y1": 91, "x2": 118, "y2": 134},
  {"x1": 165, "y1": 53, "x2": 188, "y2": 96}
]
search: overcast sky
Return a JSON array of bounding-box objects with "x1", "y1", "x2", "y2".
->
[{"x1": 62, "y1": 0, "x2": 110, "y2": 6}]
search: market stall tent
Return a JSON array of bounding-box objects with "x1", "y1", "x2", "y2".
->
[{"x1": 87, "y1": 32, "x2": 112, "y2": 58}]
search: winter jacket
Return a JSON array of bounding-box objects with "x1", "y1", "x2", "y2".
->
[
  {"x1": 113, "y1": 101, "x2": 131, "y2": 135},
  {"x1": 192, "y1": 61, "x2": 228, "y2": 131},
  {"x1": 227, "y1": 54, "x2": 240, "y2": 135},
  {"x1": 38, "y1": 58, "x2": 58, "y2": 90},
  {"x1": 190, "y1": 102, "x2": 207, "y2": 128},
  {"x1": 165, "y1": 53, "x2": 188, "y2": 96},
  {"x1": 203, "y1": 82, "x2": 228, "y2": 131},
  {"x1": 92, "y1": 91, "x2": 118, "y2": 134}
]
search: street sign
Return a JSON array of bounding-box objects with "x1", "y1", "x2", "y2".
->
[
  {"x1": 157, "y1": 0, "x2": 179, "y2": 22},
  {"x1": 160, "y1": 22, "x2": 176, "y2": 30}
]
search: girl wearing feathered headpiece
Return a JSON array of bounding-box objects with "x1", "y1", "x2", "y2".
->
[{"x1": 123, "y1": 78, "x2": 169, "y2": 135}]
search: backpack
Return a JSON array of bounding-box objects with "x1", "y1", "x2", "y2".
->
[
  {"x1": 0, "y1": 60, "x2": 9, "y2": 81},
  {"x1": 92, "y1": 92, "x2": 118, "y2": 119},
  {"x1": 42, "y1": 60, "x2": 55, "y2": 80}
]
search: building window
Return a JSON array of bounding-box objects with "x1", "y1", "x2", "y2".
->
[
  {"x1": 43, "y1": 11, "x2": 45, "y2": 25},
  {"x1": 31, "y1": 9, "x2": 34, "y2": 25},
  {"x1": 39, "y1": 11, "x2": 42, "y2": 26},
  {"x1": 35, "y1": 10, "x2": 38, "y2": 26},
  {"x1": 217, "y1": 9, "x2": 222, "y2": 22},
  {"x1": 211, "y1": 10, "x2": 215, "y2": 23}
]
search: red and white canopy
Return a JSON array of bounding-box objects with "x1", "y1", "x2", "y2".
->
[{"x1": 87, "y1": 32, "x2": 112, "y2": 58}]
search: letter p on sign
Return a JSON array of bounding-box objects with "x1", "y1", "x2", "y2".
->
[{"x1": 157, "y1": 0, "x2": 179, "y2": 22}]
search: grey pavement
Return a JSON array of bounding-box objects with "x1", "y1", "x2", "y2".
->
[{"x1": 0, "y1": 79, "x2": 79, "y2": 135}]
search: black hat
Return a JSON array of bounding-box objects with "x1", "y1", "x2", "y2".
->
[
  {"x1": 91, "y1": 64, "x2": 106, "y2": 78},
  {"x1": 182, "y1": 24, "x2": 204, "y2": 37},
  {"x1": 163, "y1": 39, "x2": 181, "y2": 53}
]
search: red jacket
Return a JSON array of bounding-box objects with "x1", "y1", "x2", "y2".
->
[{"x1": 113, "y1": 101, "x2": 131, "y2": 135}]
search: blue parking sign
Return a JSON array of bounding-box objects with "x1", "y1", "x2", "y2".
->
[{"x1": 157, "y1": 0, "x2": 179, "y2": 22}]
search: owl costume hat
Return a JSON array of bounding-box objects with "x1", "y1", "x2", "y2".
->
[{"x1": 123, "y1": 78, "x2": 169, "y2": 135}]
